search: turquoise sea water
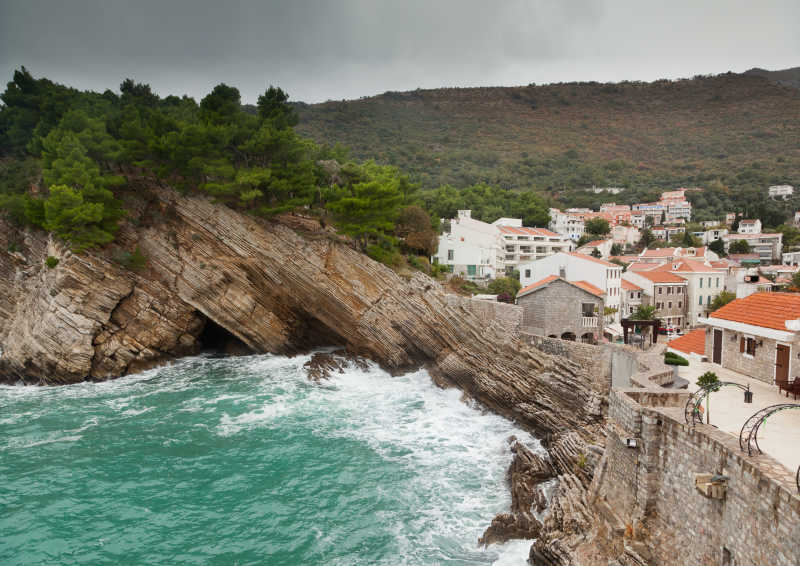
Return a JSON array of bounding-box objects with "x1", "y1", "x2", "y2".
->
[{"x1": 0, "y1": 353, "x2": 541, "y2": 565}]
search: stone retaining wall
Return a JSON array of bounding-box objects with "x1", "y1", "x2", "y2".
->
[
  {"x1": 596, "y1": 386, "x2": 800, "y2": 565},
  {"x1": 444, "y1": 295, "x2": 522, "y2": 335}
]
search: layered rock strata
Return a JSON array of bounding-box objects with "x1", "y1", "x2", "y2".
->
[{"x1": 0, "y1": 183, "x2": 610, "y2": 562}]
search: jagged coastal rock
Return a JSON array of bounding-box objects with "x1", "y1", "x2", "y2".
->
[{"x1": 0, "y1": 184, "x2": 609, "y2": 562}]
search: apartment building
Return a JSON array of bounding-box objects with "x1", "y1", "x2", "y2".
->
[
  {"x1": 722, "y1": 232, "x2": 783, "y2": 264},
  {"x1": 548, "y1": 208, "x2": 585, "y2": 241},
  {"x1": 622, "y1": 270, "x2": 689, "y2": 329},
  {"x1": 653, "y1": 259, "x2": 724, "y2": 326}
]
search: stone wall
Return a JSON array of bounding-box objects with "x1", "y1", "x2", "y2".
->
[
  {"x1": 595, "y1": 387, "x2": 800, "y2": 565},
  {"x1": 443, "y1": 295, "x2": 522, "y2": 335},
  {"x1": 516, "y1": 279, "x2": 603, "y2": 341},
  {"x1": 704, "y1": 326, "x2": 782, "y2": 384}
]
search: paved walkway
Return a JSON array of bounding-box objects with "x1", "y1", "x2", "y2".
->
[{"x1": 677, "y1": 360, "x2": 800, "y2": 474}]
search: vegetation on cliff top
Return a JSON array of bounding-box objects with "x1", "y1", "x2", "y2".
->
[{"x1": 0, "y1": 68, "x2": 459, "y2": 258}]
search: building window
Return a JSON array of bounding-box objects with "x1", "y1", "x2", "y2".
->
[
  {"x1": 699, "y1": 278, "x2": 703, "y2": 288},
  {"x1": 667, "y1": 287, "x2": 672, "y2": 294},
  {"x1": 447, "y1": 249, "x2": 454, "y2": 261},
  {"x1": 668, "y1": 301, "x2": 672, "y2": 308},
  {"x1": 525, "y1": 269, "x2": 531, "y2": 278},
  {"x1": 708, "y1": 295, "x2": 711, "y2": 305},
  {"x1": 678, "y1": 301, "x2": 682, "y2": 308},
  {"x1": 741, "y1": 336, "x2": 756, "y2": 357},
  {"x1": 581, "y1": 303, "x2": 595, "y2": 317},
  {"x1": 467, "y1": 265, "x2": 477, "y2": 276},
  {"x1": 708, "y1": 277, "x2": 712, "y2": 287},
  {"x1": 658, "y1": 287, "x2": 663, "y2": 294},
  {"x1": 699, "y1": 296, "x2": 703, "y2": 305},
  {"x1": 716, "y1": 277, "x2": 720, "y2": 287}
]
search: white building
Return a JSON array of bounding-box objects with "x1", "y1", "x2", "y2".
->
[
  {"x1": 726, "y1": 267, "x2": 773, "y2": 298},
  {"x1": 737, "y1": 219, "x2": 762, "y2": 234},
  {"x1": 768, "y1": 185, "x2": 794, "y2": 200},
  {"x1": 548, "y1": 208, "x2": 585, "y2": 241},
  {"x1": 653, "y1": 259, "x2": 725, "y2": 327},
  {"x1": 783, "y1": 251, "x2": 800, "y2": 266},
  {"x1": 722, "y1": 232, "x2": 783, "y2": 264},
  {"x1": 497, "y1": 225, "x2": 573, "y2": 275},
  {"x1": 518, "y1": 252, "x2": 623, "y2": 324},
  {"x1": 433, "y1": 210, "x2": 500, "y2": 279},
  {"x1": 433, "y1": 210, "x2": 573, "y2": 279},
  {"x1": 576, "y1": 238, "x2": 614, "y2": 259},
  {"x1": 611, "y1": 224, "x2": 641, "y2": 247},
  {"x1": 692, "y1": 227, "x2": 728, "y2": 245}
]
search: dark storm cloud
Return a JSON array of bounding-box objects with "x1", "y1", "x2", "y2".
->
[{"x1": 1, "y1": 0, "x2": 798, "y2": 103}]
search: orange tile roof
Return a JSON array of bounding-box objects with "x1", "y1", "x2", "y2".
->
[
  {"x1": 653, "y1": 259, "x2": 715, "y2": 273},
  {"x1": 518, "y1": 274, "x2": 559, "y2": 296},
  {"x1": 517, "y1": 275, "x2": 605, "y2": 298},
  {"x1": 566, "y1": 251, "x2": 617, "y2": 267},
  {"x1": 709, "y1": 292, "x2": 800, "y2": 331},
  {"x1": 581, "y1": 239, "x2": 609, "y2": 248},
  {"x1": 628, "y1": 262, "x2": 662, "y2": 271},
  {"x1": 710, "y1": 261, "x2": 730, "y2": 269},
  {"x1": 642, "y1": 247, "x2": 677, "y2": 257},
  {"x1": 633, "y1": 270, "x2": 688, "y2": 284},
  {"x1": 621, "y1": 279, "x2": 642, "y2": 291},
  {"x1": 667, "y1": 329, "x2": 706, "y2": 356},
  {"x1": 498, "y1": 226, "x2": 562, "y2": 238},
  {"x1": 571, "y1": 280, "x2": 606, "y2": 297}
]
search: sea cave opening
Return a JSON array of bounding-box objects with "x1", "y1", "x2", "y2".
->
[{"x1": 196, "y1": 317, "x2": 253, "y2": 356}]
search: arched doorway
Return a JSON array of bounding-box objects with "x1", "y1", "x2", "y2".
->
[
  {"x1": 580, "y1": 332, "x2": 595, "y2": 344},
  {"x1": 561, "y1": 332, "x2": 576, "y2": 341}
]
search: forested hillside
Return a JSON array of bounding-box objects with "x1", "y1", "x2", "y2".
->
[{"x1": 295, "y1": 71, "x2": 800, "y2": 221}]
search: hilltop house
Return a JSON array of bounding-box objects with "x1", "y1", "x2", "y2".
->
[
  {"x1": 516, "y1": 275, "x2": 605, "y2": 343},
  {"x1": 767, "y1": 185, "x2": 794, "y2": 200},
  {"x1": 701, "y1": 293, "x2": 800, "y2": 384},
  {"x1": 737, "y1": 219, "x2": 762, "y2": 234}
]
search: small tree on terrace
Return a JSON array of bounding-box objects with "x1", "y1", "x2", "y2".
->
[
  {"x1": 708, "y1": 291, "x2": 735, "y2": 311},
  {"x1": 729, "y1": 239, "x2": 751, "y2": 254},
  {"x1": 696, "y1": 371, "x2": 721, "y2": 424},
  {"x1": 585, "y1": 217, "x2": 610, "y2": 236}
]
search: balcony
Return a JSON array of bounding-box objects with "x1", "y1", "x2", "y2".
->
[{"x1": 581, "y1": 316, "x2": 599, "y2": 328}]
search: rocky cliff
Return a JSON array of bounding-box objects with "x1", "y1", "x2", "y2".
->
[{"x1": 0, "y1": 182, "x2": 609, "y2": 562}]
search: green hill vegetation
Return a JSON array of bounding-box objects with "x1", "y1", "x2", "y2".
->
[{"x1": 295, "y1": 71, "x2": 800, "y2": 223}]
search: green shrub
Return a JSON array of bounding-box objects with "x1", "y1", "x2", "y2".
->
[
  {"x1": 366, "y1": 244, "x2": 401, "y2": 267},
  {"x1": 664, "y1": 351, "x2": 689, "y2": 366},
  {"x1": 45, "y1": 256, "x2": 59, "y2": 268}
]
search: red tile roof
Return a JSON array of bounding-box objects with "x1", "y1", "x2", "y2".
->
[
  {"x1": 580, "y1": 239, "x2": 609, "y2": 248},
  {"x1": 667, "y1": 329, "x2": 706, "y2": 356},
  {"x1": 653, "y1": 259, "x2": 715, "y2": 273},
  {"x1": 709, "y1": 292, "x2": 800, "y2": 331},
  {"x1": 517, "y1": 275, "x2": 605, "y2": 298},
  {"x1": 632, "y1": 270, "x2": 688, "y2": 284},
  {"x1": 518, "y1": 274, "x2": 560, "y2": 296},
  {"x1": 642, "y1": 247, "x2": 677, "y2": 257},
  {"x1": 628, "y1": 262, "x2": 661, "y2": 271},
  {"x1": 498, "y1": 226, "x2": 562, "y2": 238},
  {"x1": 621, "y1": 279, "x2": 642, "y2": 291},
  {"x1": 566, "y1": 251, "x2": 618, "y2": 267},
  {"x1": 571, "y1": 280, "x2": 606, "y2": 297}
]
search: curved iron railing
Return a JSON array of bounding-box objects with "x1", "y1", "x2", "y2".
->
[
  {"x1": 684, "y1": 382, "x2": 751, "y2": 426},
  {"x1": 738, "y1": 403, "x2": 800, "y2": 456}
]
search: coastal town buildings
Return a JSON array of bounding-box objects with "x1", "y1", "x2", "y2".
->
[
  {"x1": 722, "y1": 232, "x2": 783, "y2": 264},
  {"x1": 518, "y1": 252, "x2": 623, "y2": 326},
  {"x1": 548, "y1": 208, "x2": 585, "y2": 241},
  {"x1": 652, "y1": 259, "x2": 724, "y2": 326},
  {"x1": 576, "y1": 238, "x2": 613, "y2": 259},
  {"x1": 516, "y1": 275, "x2": 605, "y2": 343},
  {"x1": 622, "y1": 270, "x2": 689, "y2": 329},
  {"x1": 701, "y1": 292, "x2": 800, "y2": 384},
  {"x1": 433, "y1": 210, "x2": 572, "y2": 279},
  {"x1": 620, "y1": 278, "x2": 643, "y2": 317}
]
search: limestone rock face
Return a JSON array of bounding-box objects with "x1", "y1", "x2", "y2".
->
[{"x1": 0, "y1": 186, "x2": 609, "y2": 561}]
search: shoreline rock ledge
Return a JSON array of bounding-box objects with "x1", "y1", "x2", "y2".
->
[{"x1": 0, "y1": 184, "x2": 609, "y2": 563}]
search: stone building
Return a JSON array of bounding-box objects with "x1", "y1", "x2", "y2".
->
[
  {"x1": 516, "y1": 274, "x2": 605, "y2": 343},
  {"x1": 701, "y1": 292, "x2": 800, "y2": 384}
]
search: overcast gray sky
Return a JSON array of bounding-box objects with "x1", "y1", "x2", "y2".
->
[{"x1": 1, "y1": 0, "x2": 798, "y2": 104}]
